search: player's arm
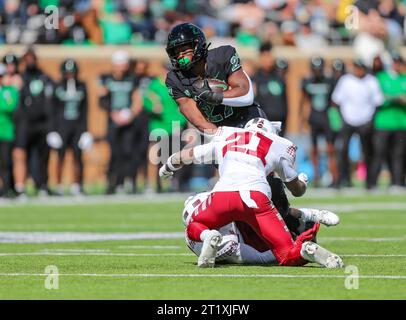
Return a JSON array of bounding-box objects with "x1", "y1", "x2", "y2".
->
[
  {"x1": 176, "y1": 97, "x2": 218, "y2": 133},
  {"x1": 159, "y1": 141, "x2": 215, "y2": 179},
  {"x1": 193, "y1": 46, "x2": 254, "y2": 107},
  {"x1": 284, "y1": 174, "x2": 308, "y2": 197},
  {"x1": 299, "y1": 81, "x2": 309, "y2": 127},
  {"x1": 275, "y1": 144, "x2": 308, "y2": 197}
]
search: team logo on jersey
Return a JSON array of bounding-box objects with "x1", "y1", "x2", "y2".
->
[
  {"x1": 168, "y1": 87, "x2": 174, "y2": 98},
  {"x1": 267, "y1": 81, "x2": 283, "y2": 95},
  {"x1": 230, "y1": 53, "x2": 241, "y2": 72},
  {"x1": 184, "y1": 89, "x2": 192, "y2": 97},
  {"x1": 29, "y1": 80, "x2": 44, "y2": 96}
]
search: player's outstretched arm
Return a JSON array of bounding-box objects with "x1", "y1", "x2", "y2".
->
[{"x1": 159, "y1": 142, "x2": 215, "y2": 179}]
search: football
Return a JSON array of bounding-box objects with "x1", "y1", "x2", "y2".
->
[{"x1": 194, "y1": 78, "x2": 229, "y2": 92}]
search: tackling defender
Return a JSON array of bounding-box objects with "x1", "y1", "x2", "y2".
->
[
  {"x1": 181, "y1": 191, "x2": 340, "y2": 265},
  {"x1": 160, "y1": 118, "x2": 344, "y2": 268}
]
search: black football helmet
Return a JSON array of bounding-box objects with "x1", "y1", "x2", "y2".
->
[
  {"x1": 310, "y1": 56, "x2": 325, "y2": 71},
  {"x1": 166, "y1": 23, "x2": 210, "y2": 71},
  {"x1": 275, "y1": 58, "x2": 289, "y2": 71},
  {"x1": 61, "y1": 59, "x2": 79, "y2": 75},
  {"x1": 332, "y1": 59, "x2": 346, "y2": 73},
  {"x1": 2, "y1": 53, "x2": 19, "y2": 66}
]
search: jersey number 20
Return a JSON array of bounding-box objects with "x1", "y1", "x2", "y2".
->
[{"x1": 222, "y1": 131, "x2": 273, "y2": 165}]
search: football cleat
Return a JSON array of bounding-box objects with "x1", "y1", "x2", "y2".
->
[
  {"x1": 198, "y1": 230, "x2": 222, "y2": 268},
  {"x1": 302, "y1": 209, "x2": 340, "y2": 226},
  {"x1": 300, "y1": 241, "x2": 344, "y2": 268}
]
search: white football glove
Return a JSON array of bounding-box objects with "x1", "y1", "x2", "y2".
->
[
  {"x1": 46, "y1": 132, "x2": 63, "y2": 149},
  {"x1": 78, "y1": 132, "x2": 93, "y2": 151},
  {"x1": 298, "y1": 173, "x2": 308, "y2": 186},
  {"x1": 159, "y1": 165, "x2": 173, "y2": 180}
]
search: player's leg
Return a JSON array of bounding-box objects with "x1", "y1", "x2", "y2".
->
[
  {"x1": 30, "y1": 130, "x2": 50, "y2": 194},
  {"x1": 324, "y1": 122, "x2": 338, "y2": 187},
  {"x1": 357, "y1": 122, "x2": 374, "y2": 189},
  {"x1": 310, "y1": 124, "x2": 320, "y2": 187},
  {"x1": 187, "y1": 192, "x2": 250, "y2": 267},
  {"x1": 71, "y1": 130, "x2": 84, "y2": 195},
  {"x1": 370, "y1": 130, "x2": 389, "y2": 188},
  {"x1": 246, "y1": 191, "x2": 343, "y2": 267},
  {"x1": 243, "y1": 191, "x2": 308, "y2": 266},
  {"x1": 106, "y1": 126, "x2": 120, "y2": 194},
  {"x1": 391, "y1": 130, "x2": 406, "y2": 187},
  {"x1": 55, "y1": 135, "x2": 68, "y2": 196},
  {"x1": 291, "y1": 207, "x2": 340, "y2": 227},
  {"x1": 12, "y1": 120, "x2": 28, "y2": 196},
  {"x1": 338, "y1": 122, "x2": 354, "y2": 187}
]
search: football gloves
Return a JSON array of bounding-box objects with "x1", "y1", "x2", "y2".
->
[
  {"x1": 192, "y1": 78, "x2": 223, "y2": 105},
  {"x1": 159, "y1": 164, "x2": 174, "y2": 180}
]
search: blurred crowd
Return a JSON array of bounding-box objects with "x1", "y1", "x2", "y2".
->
[
  {"x1": 0, "y1": 42, "x2": 405, "y2": 199},
  {"x1": 1, "y1": 0, "x2": 405, "y2": 49}
]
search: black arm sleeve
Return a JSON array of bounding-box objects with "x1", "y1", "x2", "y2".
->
[
  {"x1": 98, "y1": 75, "x2": 111, "y2": 111},
  {"x1": 165, "y1": 72, "x2": 186, "y2": 101}
]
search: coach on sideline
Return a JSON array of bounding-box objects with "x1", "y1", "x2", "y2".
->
[{"x1": 331, "y1": 58, "x2": 384, "y2": 189}]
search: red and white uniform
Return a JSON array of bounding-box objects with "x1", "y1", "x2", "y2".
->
[
  {"x1": 183, "y1": 192, "x2": 277, "y2": 265},
  {"x1": 186, "y1": 126, "x2": 318, "y2": 266},
  {"x1": 193, "y1": 126, "x2": 299, "y2": 198}
]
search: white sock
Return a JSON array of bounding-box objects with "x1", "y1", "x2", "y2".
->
[
  {"x1": 200, "y1": 229, "x2": 211, "y2": 242},
  {"x1": 15, "y1": 184, "x2": 25, "y2": 193},
  {"x1": 299, "y1": 208, "x2": 314, "y2": 222}
]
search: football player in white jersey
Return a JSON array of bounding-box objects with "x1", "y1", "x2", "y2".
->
[
  {"x1": 182, "y1": 191, "x2": 340, "y2": 265},
  {"x1": 160, "y1": 118, "x2": 344, "y2": 269}
]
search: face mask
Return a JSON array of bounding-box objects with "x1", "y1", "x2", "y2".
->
[{"x1": 178, "y1": 57, "x2": 191, "y2": 68}]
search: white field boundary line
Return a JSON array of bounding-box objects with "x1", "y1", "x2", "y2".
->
[
  {"x1": 0, "y1": 273, "x2": 405, "y2": 280},
  {"x1": 1, "y1": 252, "x2": 406, "y2": 258},
  {"x1": 0, "y1": 232, "x2": 405, "y2": 244},
  {"x1": 0, "y1": 252, "x2": 194, "y2": 257}
]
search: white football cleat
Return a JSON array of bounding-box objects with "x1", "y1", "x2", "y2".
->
[
  {"x1": 301, "y1": 241, "x2": 344, "y2": 268},
  {"x1": 302, "y1": 209, "x2": 340, "y2": 226},
  {"x1": 198, "y1": 230, "x2": 223, "y2": 268}
]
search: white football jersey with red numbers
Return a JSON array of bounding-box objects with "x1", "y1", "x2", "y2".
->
[{"x1": 193, "y1": 126, "x2": 298, "y2": 197}]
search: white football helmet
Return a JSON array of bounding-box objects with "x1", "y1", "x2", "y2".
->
[
  {"x1": 182, "y1": 192, "x2": 211, "y2": 226},
  {"x1": 244, "y1": 118, "x2": 282, "y2": 135}
]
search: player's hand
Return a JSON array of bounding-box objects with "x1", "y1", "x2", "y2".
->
[
  {"x1": 192, "y1": 78, "x2": 223, "y2": 105},
  {"x1": 298, "y1": 173, "x2": 308, "y2": 186},
  {"x1": 46, "y1": 131, "x2": 63, "y2": 149},
  {"x1": 78, "y1": 132, "x2": 93, "y2": 151},
  {"x1": 159, "y1": 165, "x2": 173, "y2": 180}
]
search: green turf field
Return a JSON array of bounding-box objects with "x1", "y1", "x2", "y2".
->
[{"x1": 0, "y1": 193, "x2": 405, "y2": 300}]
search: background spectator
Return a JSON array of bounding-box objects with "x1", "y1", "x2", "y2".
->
[{"x1": 332, "y1": 58, "x2": 385, "y2": 189}]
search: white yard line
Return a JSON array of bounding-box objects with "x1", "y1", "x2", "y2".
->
[
  {"x1": 0, "y1": 273, "x2": 405, "y2": 280},
  {"x1": 0, "y1": 252, "x2": 193, "y2": 257},
  {"x1": 319, "y1": 237, "x2": 406, "y2": 242},
  {"x1": 0, "y1": 252, "x2": 405, "y2": 258},
  {"x1": 117, "y1": 245, "x2": 182, "y2": 249},
  {"x1": 0, "y1": 231, "x2": 184, "y2": 243},
  {"x1": 0, "y1": 231, "x2": 405, "y2": 244},
  {"x1": 341, "y1": 254, "x2": 406, "y2": 257}
]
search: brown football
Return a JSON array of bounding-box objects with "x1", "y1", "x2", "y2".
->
[{"x1": 194, "y1": 78, "x2": 229, "y2": 92}]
